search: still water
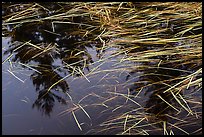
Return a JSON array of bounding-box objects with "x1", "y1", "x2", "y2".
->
[
  {"x1": 2, "y1": 36, "x2": 202, "y2": 134},
  {"x1": 2, "y1": 36, "x2": 133, "y2": 135}
]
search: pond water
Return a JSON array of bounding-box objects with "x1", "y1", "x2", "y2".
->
[
  {"x1": 2, "y1": 2, "x2": 202, "y2": 135},
  {"x1": 2, "y1": 36, "x2": 135, "y2": 135}
]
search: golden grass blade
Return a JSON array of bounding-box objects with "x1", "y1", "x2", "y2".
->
[
  {"x1": 107, "y1": 91, "x2": 142, "y2": 107},
  {"x1": 53, "y1": 21, "x2": 96, "y2": 28},
  {"x1": 165, "y1": 114, "x2": 187, "y2": 123},
  {"x1": 186, "y1": 76, "x2": 194, "y2": 89},
  {"x1": 170, "y1": 91, "x2": 193, "y2": 115},
  {"x1": 18, "y1": 62, "x2": 42, "y2": 74},
  {"x1": 72, "y1": 111, "x2": 83, "y2": 131},
  {"x1": 163, "y1": 121, "x2": 168, "y2": 135},
  {"x1": 123, "y1": 114, "x2": 128, "y2": 131},
  {"x1": 37, "y1": 73, "x2": 71, "y2": 100},
  {"x1": 47, "y1": 73, "x2": 71, "y2": 92},
  {"x1": 27, "y1": 42, "x2": 43, "y2": 50},
  {"x1": 77, "y1": 67, "x2": 90, "y2": 82},
  {"x1": 2, "y1": 53, "x2": 13, "y2": 64},
  {"x1": 96, "y1": 73, "x2": 110, "y2": 85},
  {"x1": 122, "y1": 118, "x2": 145, "y2": 134},
  {"x1": 112, "y1": 105, "x2": 123, "y2": 112},
  {"x1": 77, "y1": 104, "x2": 91, "y2": 120},
  {"x1": 5, "y1": 3, "x2": 37, "y2": 22},
  {"x1": 168, "y1": 123, "x2": 189, "y2": 135},
  {"x1": 134, "y1": 87, "x2": 143, "y2": 98},
  {"x1": 13, "y1": 40, "x2": 31, "y2": 52},
  {"x1": 178, "y1": 94, "x2": 194, "y2": 114},
  {"x1": 156, "y1": 94, "x2": 180, "y2": 112},
  {"x1": 169, "y1": 130, "x2": 174, "y2": 135}
]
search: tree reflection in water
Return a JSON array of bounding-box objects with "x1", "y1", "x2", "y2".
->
[{"x1": 3, "y1": 20, "x2": 102, "y2": 116}]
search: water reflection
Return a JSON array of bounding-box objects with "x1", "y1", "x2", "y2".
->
[
  {"x1": 3, "y1": 19, "x2": 102, "y2": 116},
  {"x1": 31, "y1": 64, "x2": 68, "y2": 116}
]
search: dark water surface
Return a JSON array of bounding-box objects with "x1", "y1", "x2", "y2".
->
[
  {"x1": 2, "y1": 36, "x2": 202, "y2": 134},
  {"x1": 2, "y1": 36, "x2": 132, "y2": 135}
]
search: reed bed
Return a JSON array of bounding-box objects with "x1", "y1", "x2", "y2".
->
[{"x1": 2, "y1": 2, "x2": 202, "y2": 135}]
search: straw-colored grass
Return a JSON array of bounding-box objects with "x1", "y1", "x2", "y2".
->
[{"x1": 2, "y1": 2, "x2": 202, "y2": 135}]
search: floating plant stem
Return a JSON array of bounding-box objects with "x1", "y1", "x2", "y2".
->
[
  {"x1": 77, "y1": 104, "x2": 91, "y2": 120},
  {"x1": 122, "y1": 118, "x2": 146, "y2": 134},
  {"x1": 156, "y1": 94, "x2": 180, "y2": 112},
  {"x1": 170, "y1": 91, "x2": 193, "y2": 115},
  {"x1": 7, "y1": 69, "x2": 25, "y2": 83},
  {"x1": 47, "y1": 73, "x2": 72, "y2": 92},
  {"x1": 52, "y1": 21, "x2": 97, "y2": 28},
  {"x1": 123, "y1": 114, "x2": 129, "y2": 131},
  {"x1": 18, "y1": 62, "x2": 42, "y2": 74},
  {"x1": 13, "y1": 40, "x2": 31, "y2": 52},
  {"x1": 163, "y1": 121, "x2": 168, "y2": 135},
  {"x1": 168, "y1": 123, "x2": 189, "y2": 135},
  {"x1": 77, "y1": 66, "x2": 90, "y2": 82},
  {"x1": 2, "y1": 53, "x2": 13, "y2": 64}
]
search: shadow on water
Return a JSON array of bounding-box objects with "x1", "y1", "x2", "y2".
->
[{"x1": 124, "y1": 46, "x2": 202, "y2": 134}]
